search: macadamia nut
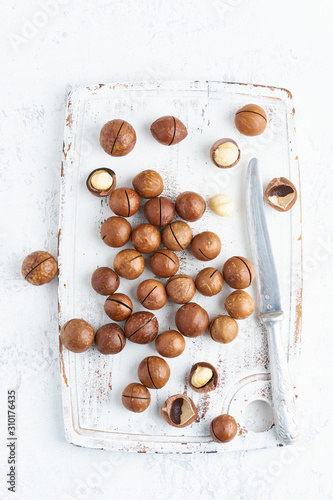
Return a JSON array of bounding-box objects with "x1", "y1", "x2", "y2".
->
[{"x1": 210, "y1": 194, "x2": 234, "y2": 217}]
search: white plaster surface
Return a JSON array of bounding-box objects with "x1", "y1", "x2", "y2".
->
[{"x1": 0, "y1": 1, "x2": 332, "y2": 499}]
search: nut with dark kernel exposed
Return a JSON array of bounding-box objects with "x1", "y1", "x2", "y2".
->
[
  {"x1": 161, "y1": 394, "x2": 197, "y2": 428},
  {"x1": 235, "y1": 104, "x2": 267, "y2": 136},
  {"x1": 209, "y1": 315, "x2": 239, "y2": 344},
  {"x1": 132, "y1": 170, "x2": 164, "y2": 199},
  {"x1": 86, "y1": 168, "x2": 116, "y2": 197},
  {"x1": 225, "y1": 290, "x2": 254, "y2": 319},
  {"x1": 162, "y1": 221, "x2": 193, "y2": 252},
  {"x1": 191, "y1": 231, "x2": 221, "y2": 261},
  {"x1": 104, "y1": 293, "x2": 133, "y2": 321},
  {"x1": 95, "y1": 323, "x2": 126, "y2": 355},
  {"x1": 223, "y1": 256, "x2": 255, "y2": 289},
  {"x1": 150, "y1": 116, "x2": 188, "y2": 146},
  {"x1": 144, "y1": 196, "x2": 175, "y2": 226},
  {"x1": 60, "y1": 319, "x2": 94, "y2": 353},
  {"x1": 100, "y1": 119, "x2": 136, "y2": 157},
  {"x1": 22, "y1": 251, "x2": 58, "y2": 286},
  {"x1": 175, "y1": 191, "x2": 206, "y2": 222},
  {"x1": 131, "y1": 223, "x2": 161, "y2": 254},
  {"x1": 100, "y1": 217, "x2": 131, "y2": 248},
  {"x1": 166, "y1": 274, "x2": 196, "y2": 304},
  {"x1": 122, "y1": 383, "x2": 151, "y2": 413},
  {"x1": 109, "y1": 187, "x2": 140, "y2": 217},
  {"x1": 137, "y1": 356, "x2": 170, "y2": 389},
  {"x1": 210, "y1": 414, "x2": 238, "y2": 443},
  {"x1": 189, "y1": 362, "x2": 218, "y2": 393},
  {"x1": 124, "y1": 311, "x2": 159, "y2": 344},
  {"x1": 175, "y1": 302, "x2": 209, "y2": 338},
  {"x1": 91, "y1": 267, "x2": 120, "y2": 296},
  {"x1": 137, "y1": 279, "x2": 167, "y2": 310},
  {"x1": 149, "y1": 249, "x2": 179, "y2": 278},
  {"x1": 264, "y1": 177, "x2": 297, "y2": 212},
  {"x1": 155, "y1": 330, "x2": 186, "y2": 358},
  {"x1": 210, "y1": 139, "x2": 240, "y2": 168},
  {"x1": 113, "y1": 249, "x2": 145, "y2": 280},
  {"x1": 195, "y1": 267, "x2": 223, "y2": 296}
]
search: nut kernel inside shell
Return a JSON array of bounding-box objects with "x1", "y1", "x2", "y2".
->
[
  {"x1": 191, "y1": 366, "x2": 213, "y2": 388},
  {"x1": 214, "y1": 142, "x2": 239, "y2": 167},
  {"x1": 90, "y1": 170, "x2": 114, "y2": 191}
]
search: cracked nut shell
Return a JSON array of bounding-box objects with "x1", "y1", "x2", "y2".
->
[
  {"x1": 22, "y1": 251, "x2": 58, "y2": 286},
  {"x1": 137, "y1": 356, "x2": 170, "y2": 389},
  {"x1": 144, "y1": 196, "x2": 175, "y2": 226},
  {"x1": 264, "y1": 177, "x2": 297, "y2": 212},
  {"x1": 60, "y1": 319, "x2": 94, "y2": 353},
  {"x1": 122, "y1": 383, "x2": 151, "y2": 413},
  {"x1": 124, "y1": 311, "x2": 159, "y2": 344},
  {"x1": 209, "y1": 315, "x2": 239, "y2": 344},
  {"x1": 189, "y1": 362, "x2": 218, "y2": 393},
  {"x1": 113, "y1": 249, "x2": 145, "y2": 280},
  {"x1": 109, "y1": 187, "x2": 140, "y2": 217},
  {"x1": 210, "y1": 414, "x2": 238, "y2": 443},
  {"x1": 104, "y1": 293, "x2": 133, "y2": 321},
  {"x1": 175, "y1": 302, "x2": 209, "y2": 338},
  {"x1": 95, "y1": 323, "x2": 126, "y2": 355},
  {"x1": 91, "y1": 267, "x2": 120, "y2": 296},
  {"x1": 161, "y1": 394, "x2": 198, "y2": 428},
  {"x1": 150, "y1": 116, "x2": 188, "y2": 146},
  {"x1": 149, "y1": 249, "x2": 179, "y2": 278},
  {"x1": 210, "y1": 139, "x2": 240, "y2": 168},
  {"x1": 131, "y1": 223, "x2": 161, "y2": 254},
  {"x1": 132, "y1": 169, "x2": 164, "y2": 199},
  {"x1": 225, "y1": 290, "x2": 254, "y2": 319},
  {"x1": 191, "y1": 231, "x2": 221, "y2": 261},
  {"x1": 162, "y1": 221, "x2": 193, "y2": 251},
  {"x1": 235, "y1": 104, "x2": 267, "y2": 136},
  {"x1": 223, "y1": 256, "x2": 255, "y2": 289},
  {"x1": 155, "y1": 330, "x2": 186, "y2": 358},
  {"x1": 86, "y1": 168, "x2": 116, "y2": 197},
  {"x1": 175, "y1": 191, "x2": 206, "y2": 222},
  {"x1": 166, "y1": 274, "x2": 196, "y2": 304},
  {"x1": 137, "y1": 279, "x2": 167, "y2": 310},
  {"x1": 195, "y1": 267, "x2": 223, "y2": 296},
  {"x1": 100, "y1": 217, "x2": 131, "y2": 248},
  {"x1": 100, "y1": 119, "x2": 136, "y2": 157}
]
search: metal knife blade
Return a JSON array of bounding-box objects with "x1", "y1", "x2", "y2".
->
[{"x1": 246, "y1": 158, "x2": 299, "y2": 444}]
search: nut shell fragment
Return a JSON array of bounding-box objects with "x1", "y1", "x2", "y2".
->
[
  {"x1": 161, "y1": 394, "x2": 198, "y2": 428},
  {"x1": 264, "y1": 177, "x2": 297, "y2": 212}
]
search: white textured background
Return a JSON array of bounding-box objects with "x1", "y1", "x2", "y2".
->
[{"x1": 0, "y1": 1, "x2": 333, "y2": 499}]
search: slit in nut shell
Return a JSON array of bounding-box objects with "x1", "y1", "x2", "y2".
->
[
  {"x1": 161, "y1": 394, "x2": 198, "y2": 428},
  {"x1": 264, "y1": 177, "x2": 297, "y2": 212},
  {"x1": 188, "y1": 362, "x2": 218, "y2": 393},
  {"x1": 210, "y1": 139, "x2": 240, "y2": 169}
]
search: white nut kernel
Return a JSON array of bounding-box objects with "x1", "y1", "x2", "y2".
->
[
  {"x1": 90, "y1": 170, "x2": 113, "y2": 191},
  {"x1": 210, "y1": 194, "x2": 234, "y2": 217},
  {"x1": 214, "y1": 142, "x2": 239, "y2": 167},
  {"x1": 191, "y1": 366, "x2": 213, "y2": 388}
]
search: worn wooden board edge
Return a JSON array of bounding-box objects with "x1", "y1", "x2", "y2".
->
[{"x1": 57, "y1": 81, "x2": 302, "y2": 453}]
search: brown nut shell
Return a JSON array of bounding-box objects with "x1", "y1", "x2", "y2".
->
[
  {"x1": 225, "y1": 290, "x2": 254, "y2": 319},
  {"x1": 22, "y1": 251, "x2": 58, "y2": 286},
  {"x1": 166, "y1": 274, "x2": 196, "y2": 304},
  {"x1": 209, "y1": 315, "x2": 239, "y2": 344},
  {"x1": 86, "y1": 168, "x2": 116, "y2": 197},
  {"x1": 131, "y1": 223, "x2": 161, "y2": 254},
  {"x1": 104, "y1": 293, "x2": 133, "y2": 321},
  {"x1": 91, "y1": 267, "x2": 120, "y2": 295},
  {"x1": 223, "y1": 256, "x2": 255, "y2": 289},
  {"x1": 124, "y1": 311, "x2": 159, "y2": 344},
  {"x1": 155, "y1": 330, "x2": 186, "y2": 358},
  {"x1": 113, "y1": 249, "x2": 145, "y2": 280},
  {"x1": 109, "y1": 187, "x2": 140, "y2": 217},
  {"x1": 137, "y1": 356, "x2": 170, "y2": 389},
  {"x1": 210, "y1": 414, "x2": 238, "y2": 443},
  {"x1": 195, "y1": 267, "x2": 223, "y2": 296},
  {"x1": 175, "y1": 191, "x2": 206, "y2": 222},
  {"x1": 100, "y1": 217, "x2": 131, "y2": 248},
  {"x1": 188, "y1": 362, "x2": 218, "y2": 393},
  {"x1": 191, "y1": 231, "x2": 221, "y2": 261},
  {"x1": 264, "y1": 177, "x2": 297, "y2": 212},
  {"x1": 60, "y1": 319, "x2": 94, "y2": 353},
  {"x1": 210, "y1": 139, "x2": 240, "y2": 169},
  {"x1": 235, "y1": 104, "x2": 267, "y2": 136},
  {"x1": 100, "y1": 119, "x2": 136, "y2": 157},
  {"x1": 175, "y1": 302, "x2": 209, "y2": 338},
  {"x1": 144, "y1": 196, "x2": 175, "y2": 226},
  {"x1": 95, "y1": 323, "x2": 126, "y2": 355},
  {"x1": 149, "y1": 249, "x2": 179, "y2": 278},
  {"x1": 161, "y1": 394, "x2": 197, "y2": 428},
  {"x1": 150, "y1": 116, "x2": 188, "y2": 146},
  {"x1": 132, "y1": 169, "x2": 164, "y2": 199},
  {"x1": 122, "y1": 383, "x2": 151, "y2": 413},
  {"x1": 162, "y1": 221, "x2": 193, "y2": 251},
  {"x1": 137, "y1": 279, "x2": 167, "y2": 310}
]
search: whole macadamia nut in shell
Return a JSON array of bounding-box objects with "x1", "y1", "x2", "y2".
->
[
  {"x1": 100, "y1": 119, "x2": 136, "y2": 156},
  {"x1": 175, "y1": 302, "x2": 209, "y2": 338},
  {"x1": 149, "y1": 249, "x2": 179, "y2": 278},
  {"x1": 95, "y1": 323, "x2": 126, "y2": 354},
  {"x1": 109, "y1": 187, "x2": 140, "y2": 217},
  {"x1": 223, "y1": 256, "x2": 255, "y2": 289},
  {"x1": 137, "y1": 356, "x2": 170, "y2": 389},
  {"x1": 166, "y1": 274, "x2": 196, "y2": 304},
  {"x1": 209, "y1": 315, "x2": 239, "y2": 344},
  {"x1": 155, "y1": 330, "x2": 186, "y2": 358},
  {"x1": 124, "y1": 311, "x2": 159, "y2": 344},
  {"x1": 175, "y1": 191, "x2": 206, "y2": 222},
  {"x1": 144, "y1": 196, "x2": 175, "y2": 226},
  {"x1": 131, "y1": 223, "x2": 161, "y2": 254},
  {"x1": 150, "y1": 116, "x2": 188, "y2": 145},
  {"x1": 137, "y1": 279, "x2": 167, "y2": 310},
  {"x1": 100, "y1": 217, "x2": 131, "y2": 248},
  {"x1": 91, "y1": 267, "x2": 120, "y2": 295},
  {"x1": 162, "y1": 221, "x2": 193, "y2": 251},
  {"x1": 122, "y1": 383, "x2": 151, "y2": 413},
  {"x1": 225, "y1": 290, "x2": 254, "y2": 319},
  {"x1": 195, "y1": 267, "x2": 223, "y2": 296},
  {"x1": 235, "y1": 104, "x2": 267, "y2": 136},
  {"x1": 132, "y1": 170, "x2": 164, "y2": 199},
  {"x1": 21, "y1": 251, "x2": 58, "y2": 286},
  {"x1": 60, "y1": 319, "x2": 94, "y2": 353},
  {"x1": 191, "y1": 231, "x2": 221, "y2": 261},
  {"x1": 104, "y1": 293, "x2": 133, "y2": 321},
  {"x1": 210, "y1": 414, "x2": 238, "y2": 443},
  {"x1": 113, "y1": 249, "x2": 145, "y2": 280}
]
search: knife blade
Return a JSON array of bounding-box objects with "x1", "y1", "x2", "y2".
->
[{"x1": 246, "y1": 158, "x2": 299, "y2": 444}]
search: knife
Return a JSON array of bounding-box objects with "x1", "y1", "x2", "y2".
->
[{"x1": 246, "y1": 158, "x2": 299, "y2": 444}]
